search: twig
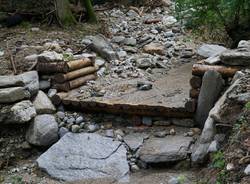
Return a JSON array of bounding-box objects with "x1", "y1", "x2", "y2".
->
[{"x1": 6, "y1": 41, "x2": 17, "y2": 75}]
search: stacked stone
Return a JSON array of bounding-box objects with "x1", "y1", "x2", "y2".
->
[{"x1": 36, "y1": 51, "x2": 98, "y2": 92}]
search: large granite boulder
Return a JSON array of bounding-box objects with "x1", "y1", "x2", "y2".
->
[
  {"x1": 33, "y1": 90, "x2": 56, "y2": 114},
  {"x1": 139, "y1": 136, "x2": 193, "y2": 163},
  {"x1": 26, "y1": 114, "x2": 58, "y2": 146},
  {"x1": 0, "y1": 100, "x2": 36, "y2": 124},
  {"x1": 36, "y1": 133, "x2": 129, "y2": 182},
  {"x1": 195, "y1": 70, "x2": 224, "y2": 127}
]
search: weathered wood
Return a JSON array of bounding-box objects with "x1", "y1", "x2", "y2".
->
[
  {"x1": 190, "y1": 88, "x2": 200, "y2": 99},
  {"x1": 51, "y1": 92, "x2": 68, "y2": 105},
  {"x1": 65, "y1": 58, "x2": 93, "y2": 72},
  {"x1": 185, "y1": 99, "x2": 197, "y2": 113},
  {"x1": 55, "y1": 74, "x2": 97, "y2": 91},
  {"x1": 192, "y1": 64, "x2": 239, "y2": 77},
  {"x1": 54, "y1": 66, "x2": 97, "y2": 83},
  {"x1": 37, "y1": 62, "x2": 66, "y2": 73},
  {"x1": 190, "y1": 76, "x2": 202, "y2": 89}
]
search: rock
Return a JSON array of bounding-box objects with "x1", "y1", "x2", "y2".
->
[
  {"x1": 169, "y1": 128, "x2": 176, "y2": 135},
  {"x1": 56, "y1": 111, "x2": 65, "y2": 120},
  {"x1": 26, "y1": 114, "x2": 59, "y2": 147},
  {"x1": 130, "y1": 163, "x2": 140, "y2": 172},
  {"x1": 0, "y1": 100, "x2": 36, "y2": 124},
  {"x1": 75, "y1": 116, "x2": 84, "y2": 124},
  {"x1": 87, "y1": 124, "x2": 99, "y2": 133},
  {"x1": 84, "y1": 35, "x2": 117, "y2": 61},
  {"x1": 0, "y1": 75, "x2": 24, "y2": 88},
  {"x1": 208, "y1": 140, "x2": 219, "y2": 152},
  {"x1": 47, "y1": 88, "x2": 57, "y2": 99},
  {"x1": 226, "y1": 163, "x2": 235, "y2": 171},
  {"x1": 59, "y1": 127, "x2": 69, "y2": 138},
  {"x1": 220, "y1": 49, "x2": 250, "y2": 66},
  {"x1": 139, "y1": 136, "x2": 193, "y2": 163},
  {"x1": 95, "y1": 58, "x2": 106, "y2": 68},
  {"x1": 117, "y1": 50, "x2": 127, "y2": 59},
  {"x1": 209, "y1": 77, "x2": 247, "y2": 124},
  {"x1": 204, "y1": 55, "x2": 221, "y2": 65},
  {"x1": 238, "y1": 40, "x2": 250, "y2": 49},
  {"x1": 38, "y1": 51, "x2": 63, "y2": 62},
  {"x1": 114, "y1": 129, "x2": 125, "y2": 137},
  {"x1": 71, "y1": 125, "x2": 80, "y2": 133},
  {"x1": 66, "y1": 117, "x2": 75, "y2": 124},
  {"x1": 124, "y1": 133, "x2": 146, "y2": 151},
  {"x1": 143, "y1": 43, "x2": 165, "y2": 55},
  {"x1": 0, "y1": 87, "x2": 30, "y2": 103},
  {"x1": 39, "y1": 80, "x2": 51, "y2": 90},
  {"x1": 123, "y1": 38, "x2": 137, "y2": 46},
  {"x1": 154, "y1": 131, "x2": 168, "y2": 138},
  {"x1": 153, "y1": 120, "x2": 171, "y2": 126},
  {"x1": 112, "y1": 36, "x2": 125, "y2": 44},
  {"x1": 195, "y1": 70, "x2": 224, "y2": 127},
  {"x1": 136, "y1": 58, "x2": 154, "y2": 69},
  {"x1": 43, "y1": 42, "x2": 63, "y2": 53},
  {"x1": 137, "y1": 81, "x2": 153, "y2": 91},
  {"x1": 36, "y1": 133, "x2": 129, "y2": 182},
  {"x1": 18, "y1": 71, "x2": 39, "y2": 96},
  {"x1": 24, "y1": 54, "x2": 38, "y2": 63},
  {"x1": 142, "y1": 116, "x2": 152, "y2": 126},
  {"x1": 244, "y1": 164, "x2": 250, "y2": 175},
  {"x1": 33, "y1": 91, "x2": 56, "y2": 114},
  {"x1": 191, "y1": 117, "x2": 215, "y2": 163},
  {"x1": 105, "y1": 129, "x2": 114, "y2": 138},
  {"x1": 162, "y1": 16, "x2": 177, "y2": 26},
  {"x1": 172, "y1": 119, "x2": 194, "y2": 127},
  {"x1": 168, "y1": 177, "x2": 179, "y2": 184},
  {"x1": 197, "y1": 44, "x2": 227, "y2": 58}
]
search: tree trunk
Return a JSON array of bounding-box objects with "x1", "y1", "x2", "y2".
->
[
  {"x1": 82, "y1": 0, "x2": 97, "y2": 23},
  {"x1": 55, "y1": 0, "x2": 77, "y2": 26}
]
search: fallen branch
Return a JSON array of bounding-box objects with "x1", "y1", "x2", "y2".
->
[{"x1": 6, "y1": 41, "x2": 17, "y2": 74}]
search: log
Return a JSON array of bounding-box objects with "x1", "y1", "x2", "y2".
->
[
  {"x1": 190, "y1": 76, "x2": 202, "y2": 89},
  {"x1": 144, "y1": 18, "x2": 161, "y2": 24},
  {"x1": 51, "y1": 92, "x2": 68, "y2": 105},
  {"x1": 55, "y1": 74, "x2": 97, "y2": 91},
  {"x1": 54, "y1": 66, "x2": 97, "y2": 83},
  {"x1": 190, "y1": 88, "x2": 200, "y2": 99},
  {"x1": 64, "y1": 58, "x2": 93, "y2": 72},
  {"x1": 192, "y1": 64, "x2": 239, "y2": 77},
  {"x1": 37, "y1": 62, "x2": 66, "y2": 73}
]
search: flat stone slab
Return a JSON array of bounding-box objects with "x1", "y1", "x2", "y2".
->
[
  {"x1": 37, "y1": 133, "x2": 129, "y2": 182},
  {"x1": 139, "y1": 135, "x2": 193, "y2": 163},
  {"x1": 124, "y1": 133, "x2": 149, "y2": 152},
  {"x1": 61, "y1": 63, "x2": 193, "y2": 118}
]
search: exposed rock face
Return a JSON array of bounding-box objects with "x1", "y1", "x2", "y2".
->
[
  {"x1": 195, "y1": 70, "x2": 224, "y2": 127},
  {"x1": 0, "y1": 87, "x2": 30, "y2": 103},
  {"x1": 197, "y1": 44, "x2": 227, "y2": 58},
  {"x1": 33, "y1": 91, "x2": 56, "y2": 114},
  {"x1": 26, "y1": 114, "x2": 58, "y2": 146},
  {"x1": 36, "y1": 133, "x2": 129, "y2": 182},
  {"x1": 83, "y1": 35, "x2": 117, "y2": 61},
  {"x1": 0, "y1": 100, "x2": 36, "y2": 124},
  {"x1": 0, "y1": 75, "x2": 24, "y2": 87},
  {"x1": 210, "y1": 74, "x2": 249, "y2": 124},
  {"x1": 139, "y1": 136, "x2": 193, "y2": 163}
]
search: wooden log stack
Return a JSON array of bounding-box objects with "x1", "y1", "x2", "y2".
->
[{"x1": 37, "y1": 57, "x2": 98, "y2": 92}]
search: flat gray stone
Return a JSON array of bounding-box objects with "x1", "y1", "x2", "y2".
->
[
  {"x1": 139, "y1": 136, "x2": 193, "y2": 163},
  {"x1": 0, "y1": 75, "x2": 24, "y2": 88},
  {"x1": 220, "y1": 49, "x2": 250, "y2": 66},
  {"x1": 0, "y1": 87, "x2": 30, "y2": 103},
  {"x1": 195, "y1": 70, "x2": 224, "y2": 127},
  {"x1": 244, "y1": 164, "x2": 250, "y2": 175},
  {"x1": 18, "y1": 71, "x2": 39, "y2": 96},
  {"x1": 26, "y1": 114, "x2": 58, "y2": 146},
  {"x1": 36, "y1": 133, "x2": 129, "y2": 182},
  {"x1": 204, "y1": 55, "x2": 221, "y2": 65},
  {"x1": 38, "y1": 51, "x2": 63, "y2": 62},
  {"x1": 238, "y1": 40, "x2": 250, "y2": 49},
  {"x1": 197, "y1": 44, "x2": 227, "y2": 58},
  {"x1": 33, "y1": 90, "x2": 56, "y2": 114}
]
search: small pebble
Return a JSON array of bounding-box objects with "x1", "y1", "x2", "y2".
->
[
  {"x1": 71, "y1": 125, "x2": 80, "y2": 133},
  {"x1": 75, "y1": 116, "x2": 84, "y2": 124},
  {"x1": 169, "y1": 128, "x2": 176, "y2": 135}
]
